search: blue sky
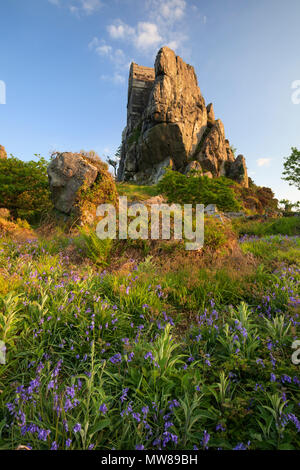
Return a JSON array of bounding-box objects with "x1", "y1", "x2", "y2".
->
[{"x1": 0, "y1": 0, "x2": 299, "y2": 202}]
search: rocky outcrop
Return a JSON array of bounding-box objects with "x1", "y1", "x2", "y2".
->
[
  {"x1": 0, "y1": 145, "x2": 7, "y2": 159},
  {"x1": 227, "y1": 154, "x2": 249, "y2": 187},
  {"x1": 196, "y1": 120, "x2": 229, "y2": 176},
  {"x1": 118, "y1": 47, "x2": 249, "y2": 188},
  {"x1": 206, "y1": 103, "x2": 215, "y2": 122},
  {"x1": 47, "y1": 152, "x2": 117, "y2": 224}
]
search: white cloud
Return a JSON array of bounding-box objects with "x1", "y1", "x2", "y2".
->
[
  {"x1": 159, "y1": 0, "x2": 186, "y2": 22},
  {"x1": 107, "y1": 19, "x2": 163, "y2": 53},
  {"x1": 49, "y1": 0, "x2": 102, "y2": 15},
  {"x1": 146, "y1": 0, "x2": 186, "y2": 25},
  {"x1": 91, "y1": 0, "x2": 196, "y2": 84},
  {"x1": 135, "y1": 22, "x2": 162, "y2": 50},
  {"x1": 90, "y1": 39, "x2": 128, "y2": 85},
  {"x1": 80, "y1": 0, "x2": 102, "y2": 15},
  {"x1": 90, "y1": 38, "x2": 126, "y2": 64},
  {"x1": 167, "y1": 40, "x2": 180, "y2": 50},
  {"x1": 96, "y1": 44, "x2": 113, "y2": 56},
  {"x1": 257, "y1": 158, "x2": 272, "y2": 167},
  {"x1": 107, "y1": 20, "x2": 135, "y2": 40},
  {"x1": 106, "y1": 0, "x2": 189, "y2": 54}
]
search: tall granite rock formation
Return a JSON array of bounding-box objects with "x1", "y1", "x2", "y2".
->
[
  {"x1": 118, "y1": 47, "x2": 248, "y2": 188},
  {"x1": 0, "y1": 145, "x2": 7, "y2": 159}
]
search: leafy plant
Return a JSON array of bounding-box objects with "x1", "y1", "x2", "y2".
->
[
  {"x1": 282, "y1": 147, "x2": 300, "y2": 191},
  {"x1": 158, "y1": 170, "x2": 241, "y2": 211},
  {"x1": 77, "y1": 226, "x2": 113, "y2": 266},
  {"x1": 0, "y1": 155, "x2": 52, "y2": 222}
]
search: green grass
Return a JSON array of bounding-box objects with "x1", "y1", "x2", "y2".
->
[
  {"x1": 240, "y1": 235, "x2": 300, "y2": 265},
  {"x1": 0, "y1": 231, "x2": 299, "y2": 450},
  {"x1": 116, "y1": 183, "x2": 159, "y2": 202},
  {"x1": 233, "y1": 216, "x2": 300, "y2": 237}
]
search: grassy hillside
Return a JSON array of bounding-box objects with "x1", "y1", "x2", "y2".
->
[{"x1": 0, "y1": 208, "x2": 299, "y2": 450}]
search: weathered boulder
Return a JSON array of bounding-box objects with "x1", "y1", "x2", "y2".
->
[
  {"x1": 204, "y1": 204, "x2": 218, "y2": 215},
  {"x1": 47, "y1": 152, "x2": 117, "y2": 224},
  {"x1": 0, "y1": 145, "x2": 7, "y2": 159},
  {"x1": 185, "y1": 160, "x2": 203, "y2": 176},
  {"x1": 227, "y1": 155, "x2": 249, "y2": 188},
  {"x1": 118, "y1": 47, "x2": 249, "y2": 188}
]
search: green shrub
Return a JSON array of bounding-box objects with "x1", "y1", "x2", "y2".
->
[
  {"x1": 158, "y1": 170, "x2": 241, "y2": 211},
  {"x1": 0, "y1": 155, "x2": 52, "y2": 223},
  {"x1": 204, "y1": 217, "x2": 229, "y2": 250},
  {"x1": 234, "y1": 179, "x2": 278, "y2": 214}
]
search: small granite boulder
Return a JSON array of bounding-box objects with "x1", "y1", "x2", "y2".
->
[
  {"x1": 47, "y1": 152, "x2": 117, "y2": 224},
  {"x1": 185, "y1": 161, "x2": 203, "y2": 176}
]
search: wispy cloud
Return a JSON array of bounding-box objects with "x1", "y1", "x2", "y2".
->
[
  {"x1": 89, "y1": 37, "x2": 127, "y2": 65},
  {"x1": 148, "y1": 0, "x2": 186, "y2": 24},
  {"x1": 257, "y1": 158, "x2": 272, "y2": 167},
  {"x1": 89, "y1": 0, "x2": 199, "y2": 85},
  {"x1": 106, "y1": 0, "x2": 188, "y2": 55},
  {"x1": 100, "y1": 72, "x2": 125, "y2": 84},
  {"x1": 49, "y1": 0, "x2": 102, "y2": 16},
  {"x1": 89, "y1": 37, "x2": 130, "y2": 85}
]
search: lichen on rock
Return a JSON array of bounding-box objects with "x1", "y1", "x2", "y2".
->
[{"x1": 47, "y1": 152, "x2": 117, "y2": 225}]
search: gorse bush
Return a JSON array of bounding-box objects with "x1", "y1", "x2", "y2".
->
[
  {"x1": 158, "y1": 170, "x2": 241, "y2": 211},
  {"x1": 0, "y1": 155, "x2": 52, "y2": 222}
]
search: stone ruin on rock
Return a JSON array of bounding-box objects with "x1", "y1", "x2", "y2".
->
[{"x1": 117, "y1": 47, "x2": 248, "y2": 188}]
